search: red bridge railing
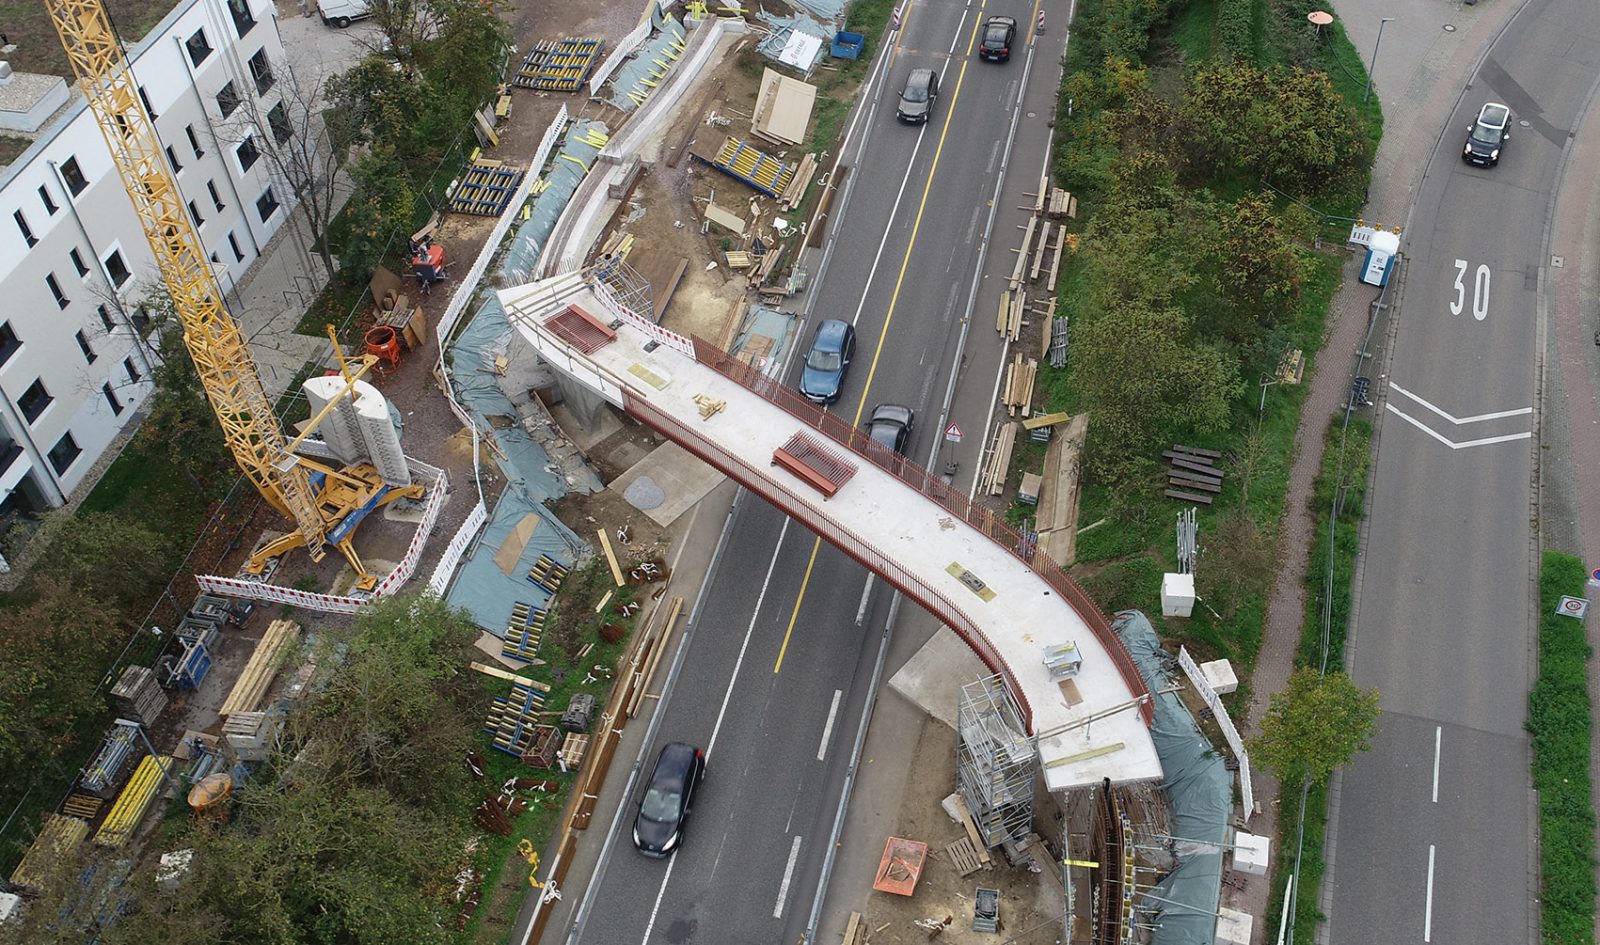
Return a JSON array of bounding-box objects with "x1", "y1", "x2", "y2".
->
[{"x1": 691, "y1": 336, "x2": 1153, "y2": 727}]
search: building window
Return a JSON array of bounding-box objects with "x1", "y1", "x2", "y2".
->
[
  {"x1": 138, "y1": 85, "x2": 157, "y2": 120},
  {"x1": 132, "y1": 305, "x2": 151, "y2": 334},
  {"x1": 236, "y1": 135, "x2": 260, "y2": 173},
  {"x1": 95, "y1": 304, "x2": 114, "y2": 333},
  {"x1": 207, "y1": 180, "x2": 226, "y2": 212},
  {"x1": 13, "y1": 210, "x2": 35, "y2": 247},
  {"x1": 102, "y1": 382, "x2": 123, "y2": 416},
  {"x1": 59, "y1": 157, "x2": 88, "y2": 196},
  {"x1": 104, "y1": 250, "x2": 131, "y2": 288},
  {"x1": 256, "y1": 187, "x2": 280, "y2": 222},
  {"x1": 166, "y1": 145, "x2": 183, "y2": 172},
  {"x1": 0, "y1": 322, "x2": 19, "y2": 368},
  {"x1": 18, "y1": 379, "x2": 52, "y2": 423},
  {"x1": 45, "y1": 273, "x2": 68, "y2": 309},
  {"x1": 228, "y1": 231, "x2": 245, "y2": 262},
  {"x1": 124, "y1": 357, "x2": 142, "y2": 384},
  {"x1": 70, "y1": 248, "x2": 89, "y2": 277},
  {"x1": 217, "y1": 81, "x2": 241, "y2": 119},
  {"x1": 75, "y1": 330, "x2": 97, "y2": 363},
  {"x1": 48, "y1": 432, "x2": 80, "y2": 474},
  {"x1": 38, "y1": 185, "x2": 58, "y2": 215},
  {"x1": 188, "y1": 200, "x2": 205, "y2": 227},
  {"x1": 227, "y1": 0, "x2": 257, "y2": 39},
  {"x1": 248, "y1": 48, "x2": 275, "y2": 95},
  {"x1": 268, "y1": 102, "x2": 292, "y2": 145},
  {"x1": 186, "y1": 124, "x2": 205, "y2": 159},
  {"x1": 186, "y1": 28, "x2": 212, "y2": 66}
]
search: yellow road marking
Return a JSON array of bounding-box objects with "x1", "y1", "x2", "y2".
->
[{"x1": 777, "y1": 5, "x2": 986, "y2": 673}]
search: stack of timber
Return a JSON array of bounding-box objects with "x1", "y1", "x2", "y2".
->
[
  {"x1": 1034, "y1": 414, "x2": 1089, "y2": 565},
  {"x1": 9, "y1": 814, "x2": 89, "y2": 887},
  {"x1": 112, "y1": 665, "x2": 166, "y2": 724},
  {"x1": 778, "y1": 152, "x2": 818, "y2": 210},
  {"x1": 1045, "y1": 187, "x2": 1078, "y2": 220},
  {"x1": 996, "y1": 288, "x2": 1027, "y2": 341},
  {"x1": 559, "y1": 732, "x2": 592, "y2": 770},
  {"x1": 979, "y1": 422, "x2": 1019, "y2": 496},
  {"x1": 223, "y1": 711, "x2": 283, "y2": 762},
  {"x1": 94, "y1": 754, "x2": 173, "y2": 847},
  {"x1": 1164, "y1": 444, "x2": 1224, "y2": 505},
  {"x1": 218, "y1": 619, "x2": 301, "y2": 718},
  {"x1": 1003, "y1": 354, "x2": 1038, "y2": 416}
]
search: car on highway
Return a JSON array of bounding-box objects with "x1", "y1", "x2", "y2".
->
[
  {"x1": 865, "y1": 404, "x2": 914, "y2": 455},
  {"x1": 896, "y1": 68, "x2": 940, "y2": 124},
  {"x1": 1463, "y1": 102, "x2": 1511, "y2": 166},
  {"x1": 800, "y1": 319, "x2": 856, "y2": 404},
  {"x1": 978, "y1": 16, "x2": 1018, "y2": 62},
  {"x1": 632, "y1": 742, "x2": 705, "y2": 858}
]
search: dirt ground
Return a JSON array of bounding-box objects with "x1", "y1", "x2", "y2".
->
[{"x1": 862, "y1": 717, "x2": 1068, "y2": 945}]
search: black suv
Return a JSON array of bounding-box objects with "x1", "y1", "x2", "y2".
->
[
  {"x1": 979, "y1": 16, "x2": 1017, "y2": 62},
  {"x1": 1463, "y1": 102, "x2": 1510, "y2": 167},
  {"x1": 633, "y1": 742, "x2": 705, "y2": 858}
]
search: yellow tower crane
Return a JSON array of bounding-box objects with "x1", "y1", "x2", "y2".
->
[{"x1": 45, "y1": 0, "x2": 423, "y2": 590}]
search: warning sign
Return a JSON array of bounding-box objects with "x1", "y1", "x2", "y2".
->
[
  {"x1": 944, "y1": 422, "x2": 963, "y2": 443},
  {"x1": 1557, "y1": 595, "x2": 1590, "y2": 619},
  {"x1": 1589, "y1": 567, "x2": 1600, "y2": 589}
]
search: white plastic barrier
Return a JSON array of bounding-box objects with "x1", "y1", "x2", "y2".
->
[
  {"x1": 1178, "y1": 645, "x2": 1255, "y2": 820},
  {"x1": 588, "y1": 14, "x2": 655, "y2": 96},
  {"x1": 429, "y1": 500, "x2": 487, "y2": 596}
]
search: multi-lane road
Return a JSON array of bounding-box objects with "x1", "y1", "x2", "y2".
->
[
  {"x1": 1327, "y1": 0, "x2": 1600, "y2": 942},
  {"x1": 560, "y1": 1, "x2": 1068, "y2": 942}
]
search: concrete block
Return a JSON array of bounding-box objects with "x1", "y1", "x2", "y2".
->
[
  {"x1": 1215, "y1": 906, "x2": 1254, "y2": 944},
  {"x1": 1161, "y1": 572, "x2": 1195, "y2": 618},
  {"x1": 1233, "y1": 830, "x2": 1269, "y2": 875},
  {"x1": 1200, "y1": 658, "x2": 1238, "y2": 695}
]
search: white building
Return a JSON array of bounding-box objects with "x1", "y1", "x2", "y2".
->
[{"x1": 0, "y1": 0, "x2": 296, "y2": 534}]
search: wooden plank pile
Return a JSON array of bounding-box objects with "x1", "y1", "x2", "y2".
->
[
  {"x1": 1003, "y1": 354, "x2": 1038, "y2": 416},
  {"x1": 1045, "y1": 186, "x2": 1078, "y2": 220},
  {"x1": 996, "y1": 288, "x2": 1027, "y2": 341},
  {"x1": 1163, "y1": 444, "x2": 1224, "y2": 505},
  {"x1": 978, "y1": 421, "x2": 1019, "y2": 496},
  {"x1": 559, "y1": 732, "x2": 592, "y2": 770},
  {"x1": 218, "y1": 620, "x2": 301, "y2": 718},
  {"x1": 9, "y1": 814, "x2": 89, "y2": 886},
  {"x1": 1035, "y1": 414, "x2": 1090, "y2": 566},
  {"x1": 223, "y1": 711, "x2": 282, "y2": 762},
  {"x1": 778, "y1": 152, "x2": 818, "y2": 210},
  {"x1": 94, "y1": 754, "x2": 172, "y2": 847},
  {"x1": 112, "y1": 665, "x2": 166, "y2": 724}
]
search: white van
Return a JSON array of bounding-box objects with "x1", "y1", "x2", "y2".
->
[{"x1": 318, "y1": 0, "x2": 373, "y2": 28}]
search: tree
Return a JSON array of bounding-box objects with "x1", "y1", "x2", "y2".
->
[{"x1": 1249, "y1": 667, "x2": 1380, "y2": 785}]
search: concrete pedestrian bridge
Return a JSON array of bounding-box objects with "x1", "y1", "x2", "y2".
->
[{"x1": 498, "y1": 270, "x2": 1161, "y2": 789}]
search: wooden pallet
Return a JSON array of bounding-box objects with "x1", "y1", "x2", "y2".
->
[
  {"x1": 218, "y1": 619, "x2": 300, "y2": 717},
  {"x1": 945, "y1": 836, "x2": 985, "y2": 877}
]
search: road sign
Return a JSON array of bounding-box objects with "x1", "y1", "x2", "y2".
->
[
  {"x1": 1589, "y1": 567, "x2": 1600, "y2": 588},
  {"x1": 1557, "y1": 595, "x2": 1589, "y2": 619},
  {"x1": 944, "y1": 422, "x2": 963, "y2": 443}
]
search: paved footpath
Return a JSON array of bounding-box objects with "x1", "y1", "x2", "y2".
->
[{"x1": 1237, "y1": 2, "x2": 1528, "y2": 942}]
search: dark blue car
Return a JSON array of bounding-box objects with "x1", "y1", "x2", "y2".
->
[{"x1": 800, "y1": 319, "x2": 856, "y2": 405}]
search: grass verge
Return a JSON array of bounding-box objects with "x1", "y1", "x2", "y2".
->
[{"x1": 1531, "y1": 550, "x2": 1595, "y2": 945}]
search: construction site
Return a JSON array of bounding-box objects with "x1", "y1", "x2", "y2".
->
[{"x1": 0, "y1": 1, "x2": 1269, "y2": 944}]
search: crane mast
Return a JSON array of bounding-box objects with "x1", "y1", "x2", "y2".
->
[{"x1": 46, "y1": 0, "x2": 422, "y2": 588}]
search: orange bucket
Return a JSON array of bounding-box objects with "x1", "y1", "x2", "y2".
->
[{"x1": 365, "y1": 325, "x2": 401, "y2": 368}]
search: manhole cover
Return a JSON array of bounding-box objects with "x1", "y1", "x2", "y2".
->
[
  {"x1": 1552, "y1": 255, "x2": 1565, "y2": 268},
  {"x1": 1520, "y1": 119, "x2": 1532, "y2": 127},
  {"x1": 623, "y1": 475, "x2": 666, "y2": 510},
  {"x1": 1443, "y1": 23, "x2": 1456, "y2": 31},
  {"x1": 1026, "y1": 111, "x2": 1036, "y2": 118}
]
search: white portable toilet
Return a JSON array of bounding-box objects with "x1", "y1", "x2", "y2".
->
[
  {"x1": 1161, "y1": 572, "x2": 1195, "y2": 618},
  {"x1": 1360, "y1": 229, "x2": 1400, "y2": 286}
]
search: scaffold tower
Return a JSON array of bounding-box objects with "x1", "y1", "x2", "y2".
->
[{"x1": 957, "y1": 675, "x2": 1037, "y2": 848}]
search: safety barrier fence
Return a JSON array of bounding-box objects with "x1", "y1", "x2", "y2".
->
[
  {"x1": 1178, "y1": 645, "x2": 1254, "y2": 819},
  {"x1": 691, "y1": 337, "x2": 1154, "y2": 726},
  {"x1": 622, "y1": 388, "x2": 1035, "y2": 732}
]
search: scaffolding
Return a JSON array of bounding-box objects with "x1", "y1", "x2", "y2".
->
[
  {"x1": 956, "y1": 675, "x2": 1037, "y2": 849},
  {"x1": 591, "y1": 258, "x2": 656, "y2": 324}
]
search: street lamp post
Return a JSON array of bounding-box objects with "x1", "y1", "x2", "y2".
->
[{"x1": 1364, "y1": 17, "x2": 1396, "y2": 104}]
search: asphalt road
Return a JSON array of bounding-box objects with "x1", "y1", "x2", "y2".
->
[
  {"x1": 1327, "y1": 0, "x2": 1600, "y2": 941},
  {"x1": 564, "y1": 2, "x2": 1068, "y2": 942}
]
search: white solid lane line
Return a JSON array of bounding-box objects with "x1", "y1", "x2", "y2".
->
[
  {"x1": 774, "y1": 835, "x2": 804, "y2": 919},
  {"x1": 855, "y1": 574, "x2": 876, "y2": 626},
  {"x1": 641, "y1": 853, "x2": 680, "y2": 945},
  {"x1": 1387, "y1": 381, "x2": 1532, "y2": 424},
  {"x1": 1431, "y1": 726, "x2": 1441, "y2": 803},
  {"x1": 1384, "y1": 403, "x2": 1533, "y2": 449},
  {"x1": 818, "y1": 689, "x2": 844, "y2": 762},
  {"x1": 1424, "y1": 844, "x2": 1436, "y2": 942}
]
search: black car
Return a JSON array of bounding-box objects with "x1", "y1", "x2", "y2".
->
[
  {"x1": 866, "y1": 404, "x2": 914, "y2": 455},
  {"x1": 896, "y1": 68, "x2": 940, "y2": 124},
  {"x1": 633, "y1": 742, "x2": 705, "y2": 858},
  {"x1": 1463, "y1": 102, "x2": 1510, "y2": 166},
  {"x1": 979, "y1": 16, "x2": 1017, "y2": 62},
  {"x1": 800, "y1": 318, "x2": 856, "y2": 404}
]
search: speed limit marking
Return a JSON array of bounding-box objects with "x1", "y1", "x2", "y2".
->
[{"x1": 1557, "y1": 596, "x2": 1590, "y2": 619}]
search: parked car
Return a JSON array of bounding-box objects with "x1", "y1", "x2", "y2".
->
[
  {"x1": 896, "y1": 68, "x2": 940, "y2": 124},
  {"x1": 1463, "y1": 102, "x2": 1511, "y2": 166},
  {"x1": 978, "y1": 16, "x2": 1018, "y2": 62},
  {"x1": 866, "y1": 404, "x2": 914, "y2": 455},
  {"x1": 319, "y1": 0, "x2": 373, "y2": 28},
  {"x1": 800, "y1": 319, "x2": 856, "y2": 404},
  {"x1": 632, "y1": 742, "x2": 705, "y2": 858}
]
